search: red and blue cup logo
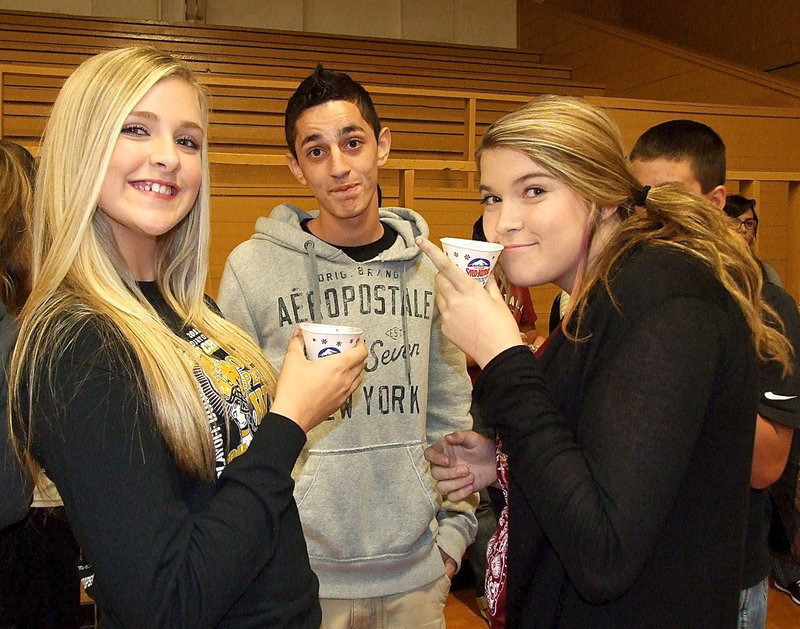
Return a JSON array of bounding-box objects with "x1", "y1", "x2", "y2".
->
[{"x1": 466, "y1": 257, "x2": 492, "y2": 281}]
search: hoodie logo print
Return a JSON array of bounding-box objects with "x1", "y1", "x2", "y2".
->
[{"x1": 386, "y1": 326, "x2": 402, "y2": 340}]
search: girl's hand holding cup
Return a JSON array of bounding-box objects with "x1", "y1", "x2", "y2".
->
[
  {"x1": 416, "y1": 236, "x2": 524, "y2": 368},
  {"x1": 271, "y1": 330, "x2": 367, "y2": 433}
]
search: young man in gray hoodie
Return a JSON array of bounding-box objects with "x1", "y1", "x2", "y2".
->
[{"x1": 217, "y1": 65, "x2": 477, "y2": 628}]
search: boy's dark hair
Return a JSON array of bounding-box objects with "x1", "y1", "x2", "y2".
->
[
  {"x1": 723, "y1": 194, "x2": 757, "y2": 221},
  {"x1": 284, "y1": 64, "x2": 382, "y2": 158},
  {"x1": 629, "y1": 119, "x2": 726, "y2": 194},
  {"x1": 724, "y1": 194, "x2": 759, "y2": 238}
]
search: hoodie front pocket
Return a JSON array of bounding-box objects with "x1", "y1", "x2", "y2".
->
[{"x1": 294, "y1": 443, "x2": 439, "y2": 562}]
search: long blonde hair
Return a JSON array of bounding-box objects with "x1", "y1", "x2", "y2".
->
[
  {"x1": 11, "y1": 46, "x2": 277, "y2": 482},
  {"x1": 477, "y1": 95, "x2": 791, "y2": 370}
]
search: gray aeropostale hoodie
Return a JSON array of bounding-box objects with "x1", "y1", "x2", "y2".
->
[{"x1": 218, "y1": 203, "x2": 477, "y2": 599}]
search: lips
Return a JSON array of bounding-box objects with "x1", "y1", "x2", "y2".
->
[{"x1": 330, "y1": 183, "x2": 359, "y2": 194}]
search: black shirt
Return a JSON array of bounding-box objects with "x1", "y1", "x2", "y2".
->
[
  {"x1": 27, "y1": 288, "x2": 321, "y2": 628},
  {"x1": 742, "y1": 279, "x2": 800, "y2": 588},
  {"x1": 301, "y1": 217, "x2": 397, "y2": 261},
  {"x1": 0, "y1": 302, "x2": 30, "y2": 529}
]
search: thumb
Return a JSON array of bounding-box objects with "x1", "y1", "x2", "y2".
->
[
  {"x1": 445, "y1": 430, "x2": 473, "y2": 446},
  {"x1": 287, "y1": 329, "x2": 307, "y2": 355}
]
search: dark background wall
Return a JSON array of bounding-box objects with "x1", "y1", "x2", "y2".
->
[{"x1": 530, "y1": 0, "x2": 800, "y2": 84}]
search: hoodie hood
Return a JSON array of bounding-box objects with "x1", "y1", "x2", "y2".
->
[
  {"x1": 251, "y1": 203, "x2": 429, "y2": 263},
  {"x1": 250, "y1": 203, "x2": 432, "y2": 383}
]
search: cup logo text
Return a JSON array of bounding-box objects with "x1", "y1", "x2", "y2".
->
[{"x1": 466, "y1": 257, "x2": 491, "y2": 280}]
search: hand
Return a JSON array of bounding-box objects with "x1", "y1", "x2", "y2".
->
[
  {"x1": 524, "y1": 332, "x2": 547, "y2": 349},
  {"x1": 271, "y1": 331, "x2": 367, "y2": 432},
  {"x1": 416, "y1": 237, "x2": 523, "y2": 368},
  {"x1": 439, "y1": 548, "x2": 458, "y2": 579},
  {"x1": 425, "y1": 430, "x2": 497, "y2": 502}
]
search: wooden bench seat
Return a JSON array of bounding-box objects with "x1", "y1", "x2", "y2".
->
[
  {"x1": 0, "y1": 8, "x2": 607, "y2": 100},
  {"x1": 0, "y1": 9, "x2": 546, "y2": 66},
  {"x1": 0, "y1": 44, "x2": 603, "y2": 97}
]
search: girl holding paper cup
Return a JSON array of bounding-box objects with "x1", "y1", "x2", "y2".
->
[
  {"x1": 417, "y1": 95, "x2": 791, "y2": 628},
  {"x1": 8, "y1": 46, "x2": 365, "y2": 628}
]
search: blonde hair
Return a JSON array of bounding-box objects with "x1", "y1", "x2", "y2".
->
[
  {"x1": 477, "y1": 95, "x2": 791, "y2": 370},
  {"x1": 0, "y1": 142, "x2": 34, "y2": 315},
  {"x1": 11, "y1": 46, "x2": 277, "y2": 481}
]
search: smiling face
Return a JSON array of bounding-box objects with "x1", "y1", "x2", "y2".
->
[
  {"x1": 286, "y1": 100, "x2": 390, "y2": 243},
  {"x1": 98, "y1": 75, "x2": 203, "y2": 279},
  {"x1": 480, "y1": 147, "x2": 595, "y2": 293}
]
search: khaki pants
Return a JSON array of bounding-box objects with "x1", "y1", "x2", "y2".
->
[{"x1": 320, "y1": 574, "x2": 451, "y2": 629}]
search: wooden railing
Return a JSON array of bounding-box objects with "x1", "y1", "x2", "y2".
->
[{"x1": 2, "y1": 64, "x2": 800, "y2": 302}]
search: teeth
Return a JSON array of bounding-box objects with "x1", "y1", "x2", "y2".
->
[{"x1": 133, "y1": 181, "x2": 175, "y2": 195}]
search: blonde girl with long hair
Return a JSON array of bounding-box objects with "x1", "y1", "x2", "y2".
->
[
  {"x1": 10, "y1": 46, "x2": 365, "y2": 628},
  {"x1": 419, "y1": 95, "x2": 791, "y2": 628}
]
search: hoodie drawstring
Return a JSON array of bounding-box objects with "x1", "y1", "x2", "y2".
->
[
  {"x1": 303, "y1": 238, "x2": 412, "y2": 385},
  {"x1": 304, "y1": 240, "x2": 322, "y2": 322},
  {"x1": 399, "y1": 261, "x2": 411, "y2": 385}
]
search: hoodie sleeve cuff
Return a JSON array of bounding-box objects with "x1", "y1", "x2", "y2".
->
[{"x1": 435, "y1": 492, "x2": 480, "y2": 572}]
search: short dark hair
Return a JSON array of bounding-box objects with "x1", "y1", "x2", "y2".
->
[
  {"x1": 724, "y1": 194, "x2": 760, "y2": 243},
  {"x1": 723, "y1": 194, "x2": 756, "y2": 220},
  {"x1": 284, "y1": 64, "x2": 382, "y2": 158},
  {"x1": 629, "y1": 119, "x2": 726, "y2": 194},
  {"x1": 724, "y1": 193, "x2": 759, "y2": 236}
]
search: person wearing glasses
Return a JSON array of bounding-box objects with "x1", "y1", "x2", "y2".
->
[
  {"x1": 629, "y1": 121, "x2": 800, "y2": 629},
  {"x1": 725, "y1": 193, "x2": 800, "y2": 618},
  {"x1": 724, "y1": 194, "x2": 783, "y2": 287}
]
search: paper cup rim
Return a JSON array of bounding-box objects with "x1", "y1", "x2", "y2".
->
[
  {"x1": 440, "y1": 237, "x2": 504, "y2": 253},
  {"x1": 299, "y1": 322, "x2": 363, "y2": 335}
]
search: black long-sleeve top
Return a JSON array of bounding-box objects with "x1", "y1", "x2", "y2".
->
[
  {"x1": 0, "y1": 301, "x2": 31, "y2": 529},
  {"x1": 742, "y1": 279, "x2": 800, "y2": 587},
  {"x1": 26, "y1": 284, "x2": 321, "y2": 628},
  {"x1": 475, "y1": 245, "x2": 757, "y2": 628}
]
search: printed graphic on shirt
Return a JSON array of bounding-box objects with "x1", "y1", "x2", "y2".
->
[
  {"x1": 79, "y1": 311, "x2": 271, "y2": 595},
  {"x1": 184, "y1": 326, "x2": 269, "y2": 477},
  {"x1": 276, "y1": 266, "x2": 434, "y2": 328},
  {"x1": 273, "y1": 268, "x2": 430, "y2": 423}
]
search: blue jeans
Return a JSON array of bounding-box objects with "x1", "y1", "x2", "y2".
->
[{"x1": 738, "y1": 576, "x2": 768, "y2": 629}]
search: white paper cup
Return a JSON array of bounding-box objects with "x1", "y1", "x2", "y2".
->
[
  {"x1": 440, "y1": 237, "x2": 504, "y2": 286},
  {"x1": 299, "y1": 323, "x2": 363, "y2": 361}
]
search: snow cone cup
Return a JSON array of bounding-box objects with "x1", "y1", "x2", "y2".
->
[
  {"x1": 299, "y1": 323, "x2": 364, "y2": 361},
  {"x1": 440, "y1": 237, "x2": 504, "y2": 286}
]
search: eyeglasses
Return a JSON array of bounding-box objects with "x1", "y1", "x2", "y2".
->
[{"x1": 730, "y1": 218, "x2": 758, "y2": 231}]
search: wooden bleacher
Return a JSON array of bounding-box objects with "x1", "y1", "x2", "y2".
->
[
  {"x1": 0, "y1": 9, "x2": 798, "y2": 312},
  {"x1": 0, "y1": 10, "x2": 604, "y2": 97}
]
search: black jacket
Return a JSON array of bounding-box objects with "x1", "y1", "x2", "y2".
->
[
  {"x1": 0, "y1": 301, "x2": 31, "y2": 529},
  {"x1": 475, "y1": 245, "x2": 756, "y2": 628}
]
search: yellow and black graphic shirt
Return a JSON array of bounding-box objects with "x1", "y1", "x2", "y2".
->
[{"x1": 140, "y1": 282, "x2": 270, "y2": 478}]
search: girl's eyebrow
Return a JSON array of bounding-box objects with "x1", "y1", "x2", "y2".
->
[
  {"x1": 480, "y1": 171, "x2": 554, "y2": 192},
  {"x1": 127, "y1": 110, "x2": 204, "y2": 135}
]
